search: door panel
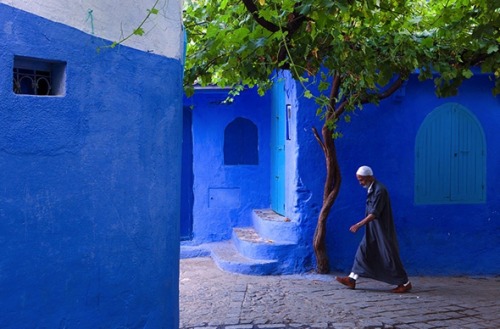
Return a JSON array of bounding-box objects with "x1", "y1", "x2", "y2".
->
[
  {"x1": 415, "y1": 103, "x2": 486, "y2": 204},
  {"x1": 270, "y1": 78, "x2": 286, "y2": 215},
  {"x1": 181, "y1": 106, "x2": 193, "y2": 240}
]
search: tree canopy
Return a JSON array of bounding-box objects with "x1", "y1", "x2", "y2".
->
[{"x1": 184, "y1": 0, "x2": 499, "y2": 106}]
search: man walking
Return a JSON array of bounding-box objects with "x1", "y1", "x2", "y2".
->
[{"x1": 335, "y1": 165, "x2": 412, "y2": 293}]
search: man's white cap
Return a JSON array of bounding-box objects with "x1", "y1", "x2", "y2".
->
[{"x1": 356, "y1": 165, "x2": 373, "y2": 176}]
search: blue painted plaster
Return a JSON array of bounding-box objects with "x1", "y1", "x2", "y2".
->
[
  {"x1": 0, "y1": 5, "x2": 182, "y2": 328},
  {"x1": 185, "y1": 88, "x2": 271, "y2": 244},
  {"x1": 187, "y1": 69, "x2": 499, "y2": 276},
  {"x1": 292, "y1": 73, "x2": 500, "y2": 276}
]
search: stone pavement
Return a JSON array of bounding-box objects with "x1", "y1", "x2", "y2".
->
[{"x1": 180, "y1": 257, "x2": 500, "y2": 329}]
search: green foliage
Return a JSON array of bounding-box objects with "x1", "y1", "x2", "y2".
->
[
  {"x1": 424, "y1": 0, "x2": 500, "y2": 96},
  {"x1": 101, "y1": 0, "x2": 160, "y2": 51},
  {"x1": 184, "y1": 0, "x2": 499, "y2": 113}
]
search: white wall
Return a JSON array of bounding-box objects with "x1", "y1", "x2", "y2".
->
[{"x1": 0, "y1": 0, "x2": 183, "y2": 59}]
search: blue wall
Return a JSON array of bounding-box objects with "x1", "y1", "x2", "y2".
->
[
  {"x1": 0, "y1": 5, "x2": 182, "y2": 328},
  {"x1": 186, "y1": 71, "x2": 499, "y2": 276},
  {"x1": 292, "y1": 73, "x2": 500, "y2": 276},
  {"x1": 186, "y1": 88, "x2": 271, "y2": 243}
]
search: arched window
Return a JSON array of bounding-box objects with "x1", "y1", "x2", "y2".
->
[
  {"x1": 415, "y1": 103, "x2": 486, "y2": 204},
  {"x1": 224, "y1": 117, "x2": 258, "y2": 165}
]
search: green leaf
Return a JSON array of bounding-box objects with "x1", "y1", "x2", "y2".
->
[
  {"x1": 299, "y1": 4, "x2": 312, "y2": 15},
  {"x1": 318, "y1": 80, "x2": 330, "y2": 92},
  {"x1": 133, "y1": 28, "x2": 145, "y2": 36},
  {"x1": 410, "y1": 16, "x2": 422, "y2": 24},
  {"x1": 487, "y1": 44, "x2": 498, "y2": 54},
  {"x1": 421, "y1": 37, "x2": 434, "y2": 48},
  {"x1": 462, "y1": 69, "x2": 473, "y2": 79}
]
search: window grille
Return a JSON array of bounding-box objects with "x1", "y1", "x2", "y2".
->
[{"x1": 13, "y1": 68, "x2": 52, "y2": 95}]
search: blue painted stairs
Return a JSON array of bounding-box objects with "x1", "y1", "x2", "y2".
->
[{"x1": 209, "y1": 209, "x2": 305, "y2": 275}]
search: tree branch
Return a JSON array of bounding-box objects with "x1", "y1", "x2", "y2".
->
[
  {"x1": 328, "y1": 73, "x2": 341, "y2": 120},
  {"x1": 241, "y1": 0, "x2": 280, "y2": 32},
  {"x1": 312, "y1": 127, "x2": 326, "y2": 154},
  {"x1": 334, "y1": 76, "x2": 405, "y2": 119},
  {"x1": 241, "y1": 1, "x2": 310, "y2": 68},
  {"x1": 361, "y1": 76, "x2": 405, "y2": 104},
  {"x1": 287, "y1": 4, "x2": 308, "y2": 35}
]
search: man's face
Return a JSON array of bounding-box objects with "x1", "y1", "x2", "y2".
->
[{"x1": 356, "y1": 175, "x2": 372, "y2": 188}]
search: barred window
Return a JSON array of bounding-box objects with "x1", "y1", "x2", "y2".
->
[
  {"x1": 13, "y1": 56, "x2": 66, "y2": 96},
  {"x1": 13, "y1": 68, "x2": 52, "y2": 95}
]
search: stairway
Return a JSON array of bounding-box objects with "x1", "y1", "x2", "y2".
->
[{"x1": 209, "y1": 209, "x2": 305, "y2": 275}]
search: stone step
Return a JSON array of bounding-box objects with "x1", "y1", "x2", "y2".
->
[
  {"x1": 179, "y1": 243, "x2": 211, "y2": 259},
  {"x1": 252, "y1": 209, "x2": 300, "y2": 243},
  {"x1": 232, "y1": 227, "x2": 296, "y2": 261},
  {"x1": 209, "y1": 241, "x2": 280, "y2": 275}
]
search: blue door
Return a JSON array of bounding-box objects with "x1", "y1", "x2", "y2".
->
[
  {"x1": 180, "y1": 106, "x2": 193, "y2": 240},
  {"x1": 415, "y1": 103, "x2": 486, "y2": 204},
  {"x1": 270, "y1": 76, "x2": 286, "y2": 215}
]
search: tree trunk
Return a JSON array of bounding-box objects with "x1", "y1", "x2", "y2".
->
[
  {"x1": 313, "y1": 205, "x2": 331, "y2": 274},
  {"x1": 312, "y1": 124, "x2": 342, "y2": 274}
]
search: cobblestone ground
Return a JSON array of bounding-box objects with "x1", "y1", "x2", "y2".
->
[{"x1": 180, "y1": 257, "x2": 500, "y2": 329}]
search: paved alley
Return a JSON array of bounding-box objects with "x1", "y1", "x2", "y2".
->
[{"x1": 180, "y1": 257, "x2": 499, "y2": 329}]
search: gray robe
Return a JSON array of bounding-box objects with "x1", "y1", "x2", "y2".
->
[{"x1": 351, "y1": 180, "x2": 409, "y2": 285}]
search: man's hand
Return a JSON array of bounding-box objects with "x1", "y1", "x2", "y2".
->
[
  {"x1": 349, "y1": 223, "x2": 361, "y2": 233},
  {"x1": 350, "y1": 214, "x2": 375, "y2": 233}
]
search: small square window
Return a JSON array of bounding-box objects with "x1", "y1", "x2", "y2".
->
[{"x1": 13, "y1": 56, "x2": 66, "y2": 96}]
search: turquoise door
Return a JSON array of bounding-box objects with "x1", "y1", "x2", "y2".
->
[
  {"x1": 415, "y1": 103, "x2": 486, "y2": 204},
  {"x1": 270, "y1": 77, "x2": 286, "y2": 215}
]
